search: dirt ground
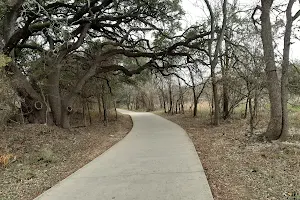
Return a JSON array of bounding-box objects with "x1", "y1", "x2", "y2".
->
[
  {"x1": 0, "y1": 113, "x2": 132, "y2": 200},
  {"x1": 161, "y1": 112, "x2": 300, "y2": 200}
]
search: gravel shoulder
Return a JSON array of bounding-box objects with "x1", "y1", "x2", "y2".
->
[{"x1": 0, "y1": 113, "x2": 132, "y2": 200}]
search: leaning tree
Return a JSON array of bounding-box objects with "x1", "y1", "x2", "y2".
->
[{"x1": 1, "y1": 0, "x2": 213, "y2": 128}]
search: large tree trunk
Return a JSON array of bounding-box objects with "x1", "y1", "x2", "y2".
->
[
  {"x1": 260, "y1": 0, "x2": 282, "y2": 140},
  {"x1": 47, "y1": 65, "x2": 62, "y2": 126},
  {"x1": 3, "y1": 0, "x2": 48, "y2": 124},
  {"x1": 60, "y1": 65, "x2": 97, "y2": 128},
  {"x1": 7, "y1": 63, "x2": 48, "y2": 123},
  {"x1": 61, "y1": 103, "x2": 72, "y2": 129}
]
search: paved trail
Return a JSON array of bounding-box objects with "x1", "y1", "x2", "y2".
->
[{"x1": 35, "y1": 110, "x2": 213, "y2": 200}]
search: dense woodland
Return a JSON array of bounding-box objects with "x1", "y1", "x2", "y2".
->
[{"x1": 1, "y1": 0, "x2": 300, "y2": 141}]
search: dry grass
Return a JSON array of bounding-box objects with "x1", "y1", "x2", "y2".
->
[
  {"x1": 160, "y1": 111, "x2": 300, "y2": 200},
  {"x1": 0, "y1": 113, "x2": 132, "y2": 200}
]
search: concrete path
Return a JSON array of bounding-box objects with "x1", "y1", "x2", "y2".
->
[{"x1": 35, "y1": 110, "x2": 213, "y2": 200}]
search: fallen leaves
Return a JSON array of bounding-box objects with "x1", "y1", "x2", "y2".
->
[
  {"x1": 0, "y1": 114, "x2": 132, "y2": 200},
  {"x1": 161, "y1": 112, "x2": 300, "y2": 200}
]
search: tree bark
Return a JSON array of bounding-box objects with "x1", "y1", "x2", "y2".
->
[
  {"x1": 87, "y1": 101, "x2": 92, "y2": 125},
  {"x1": 244, "y1": 97, "x2": 249, "y2": 119},
  {"x1": 204, "y1": 0, "x2": 227, "y2": 125},
  {"x1": 2, "y1": 0, "x2": 48, "y2": 124},
  {"x1": 193, "y1": 98, "x2": 198, "y2": 117},
  {"x1": 159, "y1": 83, "x2": 167, "y2": 113},
  {"x1": 47, "y1": 64, "x2": 62, "y2": 125},
  {"x1": 114, "y1": 100, "x2": 118, "y2": 120},
  {"x1": 168, "y1": 79, "x2": 173, "y2": 114},
  {"x1": 101, "y1": 84, "x2": 108, "y2": 126},
  {"x1": 249, "y1": 97, "x2": 254, "y2": 135},
  {"x1": 82, "y1": 98, "x2": 87, "y2": 127},
  {"x1": 97, "y1": 95, "x2": 102, "y2": 121},
  {"x1": 61, "y1": 102, "x2": 72, "y2": 129},
  {"x1": 211, "y1": 73, "x2": 220, "y2": 124},
  {"x1": 260, "y1": 0, "x2": 283, "y2": 140},
  {"x1": 163, "y1": 97, "x2": 167, "y2": 113},
  {"x1": 177, "y1": 78, "x2": 184, "y2": 114},
  {"x1": 188, "y1": 67, "x2": 198, "y2": 117},
  {"x1": 280, "y1": 0, "x2": 296, "y2": 140},
  {"x1": 222, "y1": 40, "x2": 230, "y2": 120}
]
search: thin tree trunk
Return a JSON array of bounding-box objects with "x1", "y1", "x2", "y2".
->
[
  {"x1": 97, "y1": 95, "x2": 102, "y2": 121},
  {"x1": 249, "y1": 97, "x2": 254, "y2": 135},
  {"x1": 163, "y1": 96, "x2": 167, "y2": 113},
  {"x1": 114, "y1": 100, "x2": 118, "y2": 120},
  {"x1": 177, "y1": 78, "x2": 184, "y2": 114},
  {"x1": 204, "y1": 0, "x2": 227, "y2": 125},
  {"x1": 193, "y1": 98, "x2": 198, "y2": 117},
  {"x1": 244, "y1": 97, "x2": 249, "y2": 119},
  {"x1": 280, "y1": 0, "x2": 296, "y2": 140},
  {"x1": 210, "y1": 93, "x2": 214, "y2": 124},
  {"x1": 168, "y1": 80, "x2": 173, "y2": 114},
  {"x1": 101, "y1": 91, "x2": 108, "y2": 126},
  {"x1": 188, "y1": 67, "x2": 198, "y2": 117},
  {"x1": 222, "y1": 17, "x2": 232, "y2": 120},
  {"x1": 127, "y1": 95, "x2": 131, "y2": 110},
  {"x1": 87, "y1": 101, "x2": 92, "y2": 125},
  {"x1": 223, "y1": 77, "x2": 229, "y2": 119},
  {"x1": 82, "y1": 98, "x2": 87, "y2": 127},
  {"x1": 254, "y1": 89, "x2": 259, "y2": 118},
  {"x1": 212, "y1": 77, "x2": 220, "y2": 125}
]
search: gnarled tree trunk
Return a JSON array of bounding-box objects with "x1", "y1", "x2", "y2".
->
[{"x1": 3, "y1": 0, "x2": 48, "y2": 124}]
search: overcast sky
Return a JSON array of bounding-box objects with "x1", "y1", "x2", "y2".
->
[{"x1": 181, "y1": 0, "x2": 300, "y2": 60}]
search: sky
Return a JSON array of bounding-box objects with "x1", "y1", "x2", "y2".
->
[
  {"x1": 181, "y1": 0, "x2": 300, "y2": 60},
  {"x1": 181, "y1": 0, "x2": 258, "y2": 26}
]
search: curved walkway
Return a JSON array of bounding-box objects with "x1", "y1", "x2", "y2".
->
[{"x1": 35, "y1": 110, "x2": 213, "y2": 200}]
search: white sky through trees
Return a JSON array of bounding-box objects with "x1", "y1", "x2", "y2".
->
[{"x1": 181, "y1": 0, "x2": 300, "y2": 60}]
